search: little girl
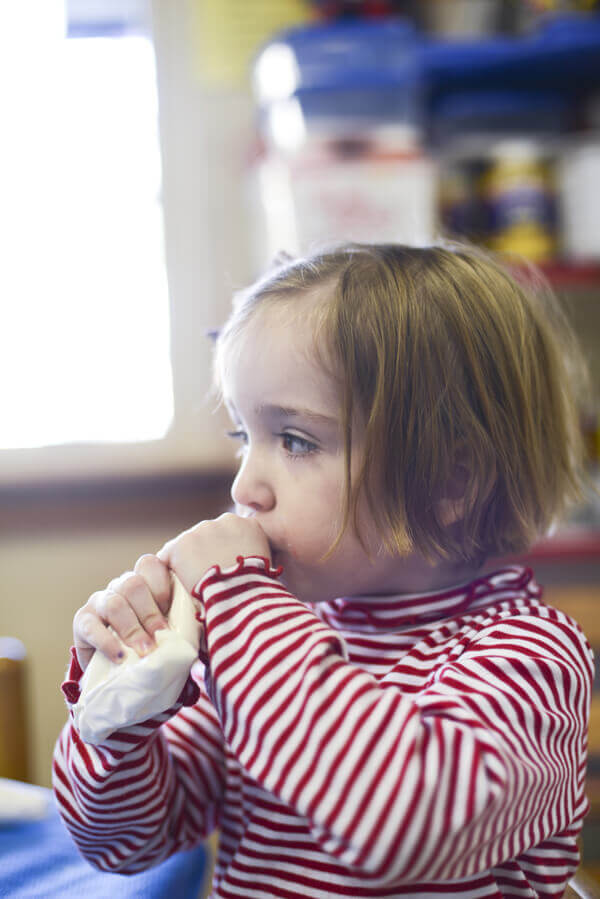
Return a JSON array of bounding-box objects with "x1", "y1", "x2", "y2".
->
[{"x1": 53, "y1": 242, "x2": 594, "y2": 898}]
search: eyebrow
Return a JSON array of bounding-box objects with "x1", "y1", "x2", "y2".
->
[{"x1": 255, "y1": 403, "x2": 339, "y2": 427}]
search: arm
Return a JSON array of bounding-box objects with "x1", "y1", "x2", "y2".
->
[
  {"x1": 52, "y1": 653, "x2": 225, "y2": 873},
  {"x1": 199, "y1": 556, "x2": 594, "y2": 885},
  {"x1": 52, "y1": 519, "x2": 268, "y2": 873}
]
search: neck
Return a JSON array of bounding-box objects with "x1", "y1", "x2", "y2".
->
[{"x1": 366, "y1": 554, "x2": 484, "y2": 598}]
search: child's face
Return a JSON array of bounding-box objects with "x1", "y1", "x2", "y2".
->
[{"x1": 221, "y1": 302, "x2": 447, "y2": 602}]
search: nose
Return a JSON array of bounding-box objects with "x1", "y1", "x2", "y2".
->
[{"x1": 230, "y1": 447, "x2": 275, "y2": 514}]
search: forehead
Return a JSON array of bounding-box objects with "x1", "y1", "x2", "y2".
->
[{"x1": 220, "y1": 298, "x2": 340, "y2": 416}]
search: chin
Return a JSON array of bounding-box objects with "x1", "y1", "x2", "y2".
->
[{"x1": 272, "y1": 554, "x2": 334, "y2": 604}]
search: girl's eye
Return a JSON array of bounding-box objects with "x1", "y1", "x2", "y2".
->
[
  {"x1": 226, "y1": 429, "x2": 247, "y2": 443},
  {"x1": 280, "y1": 432, "x2": 318, "y2": 457},
  {"x1": 226, "y1": 429, "x2": 248, "y2": 455}
]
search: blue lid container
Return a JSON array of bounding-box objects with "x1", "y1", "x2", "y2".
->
[
  {"x1": 253, "y1": 19, "x2": 424, "y2": 125},
  {"x1": 422, "y1": 14, "x2": 600, "y2": 99},
  {"x1": 253, "y1": 14, "x2": 600, "y2": 134}
]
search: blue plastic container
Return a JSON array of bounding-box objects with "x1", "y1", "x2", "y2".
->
[
  {"x1": 253, "y1": 14, "x2": 600, "y2": 131},
  {"x1": 253, "y1": 19, "x2": 424, "y2": 126}
]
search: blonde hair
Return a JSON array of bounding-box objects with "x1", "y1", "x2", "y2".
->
[{"x1": 215, "y1": 242, "x2": 588, "y2": 566}]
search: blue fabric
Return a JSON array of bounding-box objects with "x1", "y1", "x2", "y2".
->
[{"x1": 0, "y1": 793, "x2": 207, "y2": 899}]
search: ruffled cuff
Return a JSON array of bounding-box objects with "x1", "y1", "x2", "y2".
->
[
  {"x1": 177, "y1": 675, "x2": 201, "y2": 706},
  {"x1": 192, "y1": 554, "x2": 283, "y2": 607},
  {"x1": 61, "y1": 647, "x2": 84, "y2": 705}
]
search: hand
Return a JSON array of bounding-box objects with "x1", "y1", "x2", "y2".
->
[
  {"x1": 157, "y1": 512, "x2": 271, "y2": 596},
  {"x1": 73, "y1": 554, "x2": 171, "y2": 670}
]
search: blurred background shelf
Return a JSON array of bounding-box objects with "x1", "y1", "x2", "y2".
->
[
  {"x1": 534, "y1": 263, "x2": 600, "y2": 288},
  {"x1": 523, "y1": 529, "x2": 600, "y2": 563}
]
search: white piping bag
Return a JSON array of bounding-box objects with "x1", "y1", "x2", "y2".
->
[{"x1": 72, "y1": 575, "x2": 200, "y2": 744}]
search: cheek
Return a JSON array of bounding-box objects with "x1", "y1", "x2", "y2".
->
[
  {"x1": 295, "y1": 495, "x2": 348, "y2": 561},
  {"x1": 285, "y1": 512, "x2": 337, "y2": 559}
]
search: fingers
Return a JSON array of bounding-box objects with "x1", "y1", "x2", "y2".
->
[
  {"x1": 74, "y1": 598, "x2": 125, "y2": 670},
  {"x1": 157, "y1": 529, "x2": 202, "y2": 595},
  {"x1": 73, "y1": 555, "x2": 172, "y2": 669},
  {"x1": 157, "y1": 513, "x2": 271, "y2": 595},
  {"x1": 133, "y1": 554, "x2": 172, "y2": 616}
]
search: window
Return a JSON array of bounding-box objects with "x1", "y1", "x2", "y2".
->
[{"x1": 0, "y1": 1, "x2": 173, "y2": 452}]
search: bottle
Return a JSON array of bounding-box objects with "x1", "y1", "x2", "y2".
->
[
  {"x1": 0, "y1": 637, "x2": 30, "y2": 782},
  {"x1": 478, "y1": 137, "x2": 558, "y2": 262}
]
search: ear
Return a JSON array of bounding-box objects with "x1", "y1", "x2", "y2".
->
[
  {"x1": 435, "y1": 456, "x2": 496, "y2": 527},
  {"x1": 437, "y1": 491, "x2": 468, "y2": 527}
]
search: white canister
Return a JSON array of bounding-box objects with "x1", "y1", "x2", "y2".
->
[
  {"x1": 558, "y1": 137, "x2": 600, "y2": 261},
  {"x1": 251, "y1": 124, "x2": 437, "y2": 266}
]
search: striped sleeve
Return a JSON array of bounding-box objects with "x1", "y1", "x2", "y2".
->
[
  {"x1": 199, "y1": 557, "x2": 594, "y2": 887},
  {"x1": 52, "y1": 658, "x2": 225, "y2": 873}
]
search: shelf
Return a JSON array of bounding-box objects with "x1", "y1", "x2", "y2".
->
[
  {"x1": 516, "y1": 527, "x2": 600, "y2": 562},
  {"x1": 507, "y1": 261, "x2": 600, "y2": 290},
  {"x1": 537, "y1": 262, "x2": 600, "y2": 289}
]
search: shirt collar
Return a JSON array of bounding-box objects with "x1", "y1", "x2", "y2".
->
[{"x1": 321, "y1": 566, "x2": 540, "y2": 632}]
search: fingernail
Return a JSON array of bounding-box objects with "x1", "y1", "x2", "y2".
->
[
  {"x1": 116, "y1": 650, "x2": 125, "y2": 663},
  {"x1": 137, "y1": 639, "x2": 154, "y2": 656}
]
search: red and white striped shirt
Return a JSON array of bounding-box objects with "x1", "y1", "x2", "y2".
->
[{"x1": 53, "y1": 559, "x2": 594, "y2": 898}]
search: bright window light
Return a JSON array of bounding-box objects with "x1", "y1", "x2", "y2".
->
[
  {"x1": 253, "y1": 43, "x2": 300, "y2": 104},
  {"x1": 0, "y1": 2, "x2": 173, "y2": 449}
]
